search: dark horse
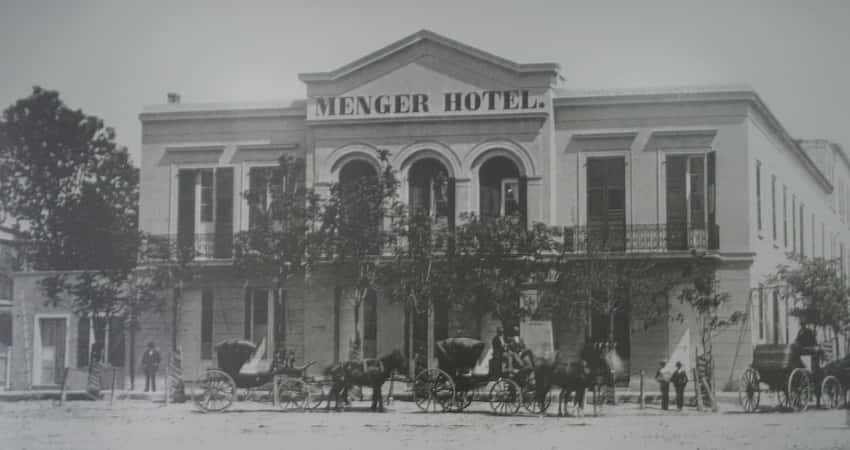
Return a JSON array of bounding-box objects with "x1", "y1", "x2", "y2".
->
[
  {"x1": 533, "y1": 343, "x2": 620, "y2": 416},
  {"x1": 324, "y1": 349, "x2": 407, "y2": 412}
]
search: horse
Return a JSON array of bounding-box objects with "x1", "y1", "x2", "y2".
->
[
  {"x1": 324, "y1": 349, "x2": 407, "y2": 412},
  {"x1": 533, "y1": 354, "x2": 590, "y2": 417},
  {"x1": 533, "y1": 343, "x2": 620, "y2": 417}
]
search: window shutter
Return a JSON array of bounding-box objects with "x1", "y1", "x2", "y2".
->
[
  {"x1": 177, "y1": 170, "x2": 196, "y2": 259},
  {"x1": 665, "y1": 156, "x2": 688, "y2": 250},
  {"x1": 248, "y1": 167, "x2": 263, "y2": 229},
  {"x1": 214, "y1": 167, "x2": 234, "y2": 258},
  {"x1": 707, "y1": 151, "x2": 718, "y2": 249}
]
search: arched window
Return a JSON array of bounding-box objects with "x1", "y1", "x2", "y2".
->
[
  {"x1": 339, "y1": 160, "x2": 377, "y2": 184},
  {"x1": 408, "y1": 158, "x2": 452, "y2": 225},
  {"x1": 479, "y1": 156, "x2": 524, "y2": 220}
]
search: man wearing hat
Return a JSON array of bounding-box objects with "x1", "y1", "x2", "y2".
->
[
  {"x1": 671, "y1": 361, "x2": 689, "y2": 411},
  {"x1": 655, "y1": 360, "x2": 670, "y2": 410},
  {"x1": 141, "y1": 341, "x2": 161, "y2": 392}
]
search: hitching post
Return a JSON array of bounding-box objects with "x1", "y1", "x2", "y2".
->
[
  {"x1": 272, "y1": 375, "x2": 279, "y2": 408},
  {"x1": 110, "y1": 367, "x2": 117, "y2": 404},
  {"x1": 58, "y1": 367, "x2": 69, "y2": 406},
  {"x1": 164, "y1": 357, "x2": 170, "y2": 406},
  {"x1": 639, "y1": 370, "x2": 645, "y2": 409}
]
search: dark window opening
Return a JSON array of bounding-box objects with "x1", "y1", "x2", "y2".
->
[
  {"x1": 588, "y1": 157, "x2": 626, "y2": 251},
  {"x1": 479, "y1": 156, "x2": 523, "y2": 219},
  {"x1": 363, "y1": 289, "x2": 378, "y2": 359},
  {"x1": 409, "y1": 159, "x2": 451, "y2": 223},
  {"x1": 200, "y1": 170, "x2": 214, "y2": 223}
]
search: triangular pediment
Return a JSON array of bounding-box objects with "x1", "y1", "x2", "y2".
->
[{"x1": 299, "y1": 30, "x2": 560, "y2": 97}]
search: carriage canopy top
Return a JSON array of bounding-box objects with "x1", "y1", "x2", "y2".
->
[
  {"x1": 435, "y1": 338, "x2": 487, "y2": 373},
  {"x1": 214, "y1": 339, "x2": 258, "y2": 377}
]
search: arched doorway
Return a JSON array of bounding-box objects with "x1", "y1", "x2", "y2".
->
[{"x1": 479, "y1": 156, "x2": 526, "y2": 221}]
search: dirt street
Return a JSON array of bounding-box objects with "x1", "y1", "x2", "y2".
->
[{"x1": 1, "y1": 399, "x2": 848, "y2": 450}]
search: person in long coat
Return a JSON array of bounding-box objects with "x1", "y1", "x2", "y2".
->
[
  {"x1": 671, "y1": 361, "x2": 689, "y2": 411},
  {"x1": 141, "y1": 342, "x2": 161, "y2": 392},
  {"x1": 656, "y1": 360, "x2": 670, "y2": 410}
]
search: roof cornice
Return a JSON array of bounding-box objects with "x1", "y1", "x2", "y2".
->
[
  {"x1": 297, "y1": 29, "x2": 560, "y2": 83},
  {"x1": 554, "y1": 87, "x2": 833, "y2": 192},
  {"x1": 139, "y1": 100, "x2": 306, "y2": 123}
]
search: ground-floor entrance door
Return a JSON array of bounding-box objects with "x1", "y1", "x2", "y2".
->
[
  {"x1": 244, "y1": 288, "x2": 283, "y2": 360},
  {"x1": 35, "y1": 317, "x2": 67, "y2": 385}
]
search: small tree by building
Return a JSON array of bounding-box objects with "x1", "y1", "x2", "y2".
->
[
  {"x1": 772, "y1": 255, "x2": 850, "y2": 350},
  {"x1": 451, "y1": 214, "x2": 562, "y2": 330},
  {"x1": 232, "y1": 156, "x2": 321, "y2": 356},
  {"x1": 318, "y1": 149, "x2": 402, "y2": 360},
  {"x1": 677, "y1": 260, "x2": 742, "y2": 398}
]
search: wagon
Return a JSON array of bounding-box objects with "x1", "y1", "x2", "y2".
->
[
  {"x1": 739, "y1": 343, "x2": 822, "y2": 412},
  {"x1": 193, "y1": 339, "x2": 323, "y2": 412},
  {"x1": 411, "y1": 337, "x2": 539, "y2": 415}
]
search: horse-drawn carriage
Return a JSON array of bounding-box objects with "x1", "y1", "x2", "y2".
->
[
  {"x1": 821, "y1": 353, "x2": 850, "y2": 409},
  {"x1": 193, "y1": 339, "x2": 323, "y2": 412},
  {"x1": 412, "y1": 337, "x2": 538, "y2": 415},
  {"x1": 739, "y1": 343, "x2": 845, "y2": 412}
]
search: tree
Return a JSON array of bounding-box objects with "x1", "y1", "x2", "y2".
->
[
  {"x1": 376, "y1": 208, "x2": 456, "y2": 375},
  {"x1": 553, "y1": 242, "x2": 685, "y2": 348},
  {"x1": 232, "y1": 156, "x2": 321, "y2": 355},
  {"x1": 772, "y1": 255, "x2": 850, "y2": 347},
  {"x1": 318, "y1": 149, "x2": 402, "y2": 359},
  {"x1": 0, "y1": 87, "x2": 147, "y2": 364},
  {"x1": 677, "y1": 260, "x2": 742, "y2": 398},
  {"x1": 451, "y1": 214, "x2": 562, "y2": 329}
]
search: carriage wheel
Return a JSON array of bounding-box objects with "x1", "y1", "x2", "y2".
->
[
  {"x1": 413, "y1": 368, "x2": 455, "y2": 412},
  {"x1": 452, "y1": 391, "x2": 474, "y2": 412},
  {"x1": 787, "y1": 368, "x2": 812, "y2": 412},
  {"x1": 489, "y1": 378, "x2": 522, "y2": 416},
  {"x1": 194, "y1": 369, "x2": 236, "y2": 413},
  {"x1": 737, "y1": 368, "x2": 760, "y2": 413},
  {"x1": 820, "y1": 376, "x2": 842, "y2": 410},
  {"x1": 276, "y1": 378, "x2": 309, "y2": 410},
  {"x1": 521, "y1": 372, "x2": 549, "y2": 414},
  {"x1": 302, "y1": 382, "x2": 331, "y2": 411}
]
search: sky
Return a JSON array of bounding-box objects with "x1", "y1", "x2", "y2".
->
[{"x1": 1, "y1": 0, "x2": 849, "y2": 165}]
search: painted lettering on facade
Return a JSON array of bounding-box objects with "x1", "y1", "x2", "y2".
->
[{"x1": 310, "y1": 90, "x2": 545, "y2": 119}]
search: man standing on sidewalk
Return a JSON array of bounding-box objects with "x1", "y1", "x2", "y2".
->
[
  {"x1": 656, "y1": 360, "x2": 670, "y2": 410},
  {"x1": 142, "y1": 342, "x2": 161, "y2": 392},
  {"x1": 671, "y1": 361, "x2": 689, "y2": 411}
]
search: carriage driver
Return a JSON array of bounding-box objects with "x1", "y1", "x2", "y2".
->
[
  {"x1": 491, "y1": 327, "x2": 508, "y2": 376},
  {"x1": 508, "y1": 325, "x2": 532, "y2": 371}
]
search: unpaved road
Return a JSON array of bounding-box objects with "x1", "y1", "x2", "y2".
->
[{"x1": 1, "y1": 399, "x2": 848, "y2": 450}]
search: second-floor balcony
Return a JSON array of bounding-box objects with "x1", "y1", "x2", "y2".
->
[
  {"x1": 142, "y1": 233, "x2": 233, "y2": 263},
  {"x1": 563, "y1": 223, "x2": 719, "y2": 254}
]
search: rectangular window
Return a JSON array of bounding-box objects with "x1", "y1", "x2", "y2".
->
[
  {"x1": 812, "y1": 214, "x2": 816, "y2": 257},
  {"x1": 201, "y1": 290, "x2": 213, "y2": 360},
  {"x1": 587, "y1": 157, "x2": 626, "y2": 251},
  {"x1": 782, "y1": 185, "x2": 788, "y2": 247},
  {"x1": 756, "y1": 162, "x2": 762, "y2": 231},
  {"x1": 248, "y1": 166, "x2": 284, "y2": 228},
  {"x1": 758, "y1": 287, "x2": 765, "y2": 340},
  {"x1": 666, "y1": 154, "x2": 708, "y2": 250},
  {"x1": 800, "y1": 203, "x2": 805, "y2": 257},
  {"x1": 792, "y1": 195, "x2": 797, "y2": 253},
  {"x1": 200, "y1": 169, "x2": 214, "y2": 223},
  {"x1": 771, "y1": 175, "x2": 777, "y2": 240}
]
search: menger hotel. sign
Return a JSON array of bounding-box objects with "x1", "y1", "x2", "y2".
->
[{"x1": 308, "y1": 90, "x2": 546, "y2": 120}]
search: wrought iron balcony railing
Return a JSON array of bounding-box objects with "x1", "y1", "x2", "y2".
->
[
  {"x1": 141, "y1": 233, "x2": 233, "y2": 262},
  {"x1": 562, "y1": 223, "x2": 719, "y2": 254}
]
